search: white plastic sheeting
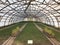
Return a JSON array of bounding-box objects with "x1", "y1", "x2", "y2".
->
[{"x1": 0, "y1": 0, "x2": 60, "y2": 28}]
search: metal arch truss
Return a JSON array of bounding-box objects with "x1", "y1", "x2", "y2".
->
[{"x1": 0, "y1": 0, "x2": 60, "y2": 27}]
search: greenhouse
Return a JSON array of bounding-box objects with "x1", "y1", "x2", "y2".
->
[{"x1": 0, "y1": 0, "x2": 60, "y2": 45}]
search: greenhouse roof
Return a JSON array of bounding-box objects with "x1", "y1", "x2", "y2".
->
[{"x1": 0, "y1": 0, "x2": 60, "y2": 27}]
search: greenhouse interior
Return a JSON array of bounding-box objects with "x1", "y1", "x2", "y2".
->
[{"x1": 0, "y1": 0, "x2": 60, "y2": 45}]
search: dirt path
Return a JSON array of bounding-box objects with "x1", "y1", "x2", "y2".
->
[
  {"x1": 2, "y1": 23, "x2": 27, "y2": 45},
  {"x1": 34, "y1": 23, "x2": 60, "y2": 45},
  {"x1": 2, "y1": 37, "x2": 16, "y2": 45}
]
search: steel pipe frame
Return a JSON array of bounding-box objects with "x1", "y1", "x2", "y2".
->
[
  {"x1": 37, "y1": 12, "x2": 52, "y2": 24},
  {"x1": 45, "y1": 3, "x2": 60, "y2": 27},
  {"x1": 29, "y1": 1, "x2": 59, "y2": 27},
  {"x1": 8, "y1": 15, "x2": 24, "y2": 25},
  {"x1": 37, "y1": 7, "x2": 55, "y2": 26},
  {"x1": 4, "y1": 14, "x2": 24, "y2": 26},
  {"x1": 4, "y1": 11, "x2": 25, "y2": 26},
  {"x1": 28, "y1": 4, "x2": 54, "y2": 26},
  {"x1": 8, "y1": 16, "x2": 22, "y2": 24},
  {"x1": 0, "y1": 0, "x2": 58, "y2": 14},
  {"x1": 40, "y1": 11, "x2": 54, "y2": 26},
  {"x1": 2, "y1": 5, "x2": 26, "y2": 26},
  {"x1": 46, "y1": 4, "x2": 60, "y2": 27},
  {"x1": 53, "y1": 0, "x2": 60, "y2": 4},
  {"x1": 0, "y1": 0, "x2": 59, "y2": 27},
  {"x1": 37, "y1": 5, "x2": 58, "y2": 27},
  {"x1": 42, "y1": 6, "x2": 59, "y2": 27},
  {"x1": 35, "y1": 1, "x2": 60, "y2": 27},
  {"x1": 0, "y1": 0, "x2": 59, "y2": 13},
  {"x1": 0, "y1": 0, "x2": 27, "y2": 21},
  {"x1": 0, "y1": 0, "x2": 26, "y2": 11},
  {"x1": 0, "y1": 2, "x2": 27, "y2": 21},
  {"x1": 35, "y1": 9, "x2": 54, "y2": 25}
]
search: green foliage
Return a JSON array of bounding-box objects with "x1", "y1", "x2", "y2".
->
[
  {"x1": 44, "y1": 27, "x2": 55, "y2": 37},
  {"x1": 12, "y1": 27, "x2": 20, "y2": 36},
  {"x1": 36, "y1": 22, "x2": 60, "y2": 41},
  {"x1": 0, "y1": 21, "x2": 25, "y2": 44},
  {"x1": 0, "y1": 22, "x2": 24, "y2": 38}
]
